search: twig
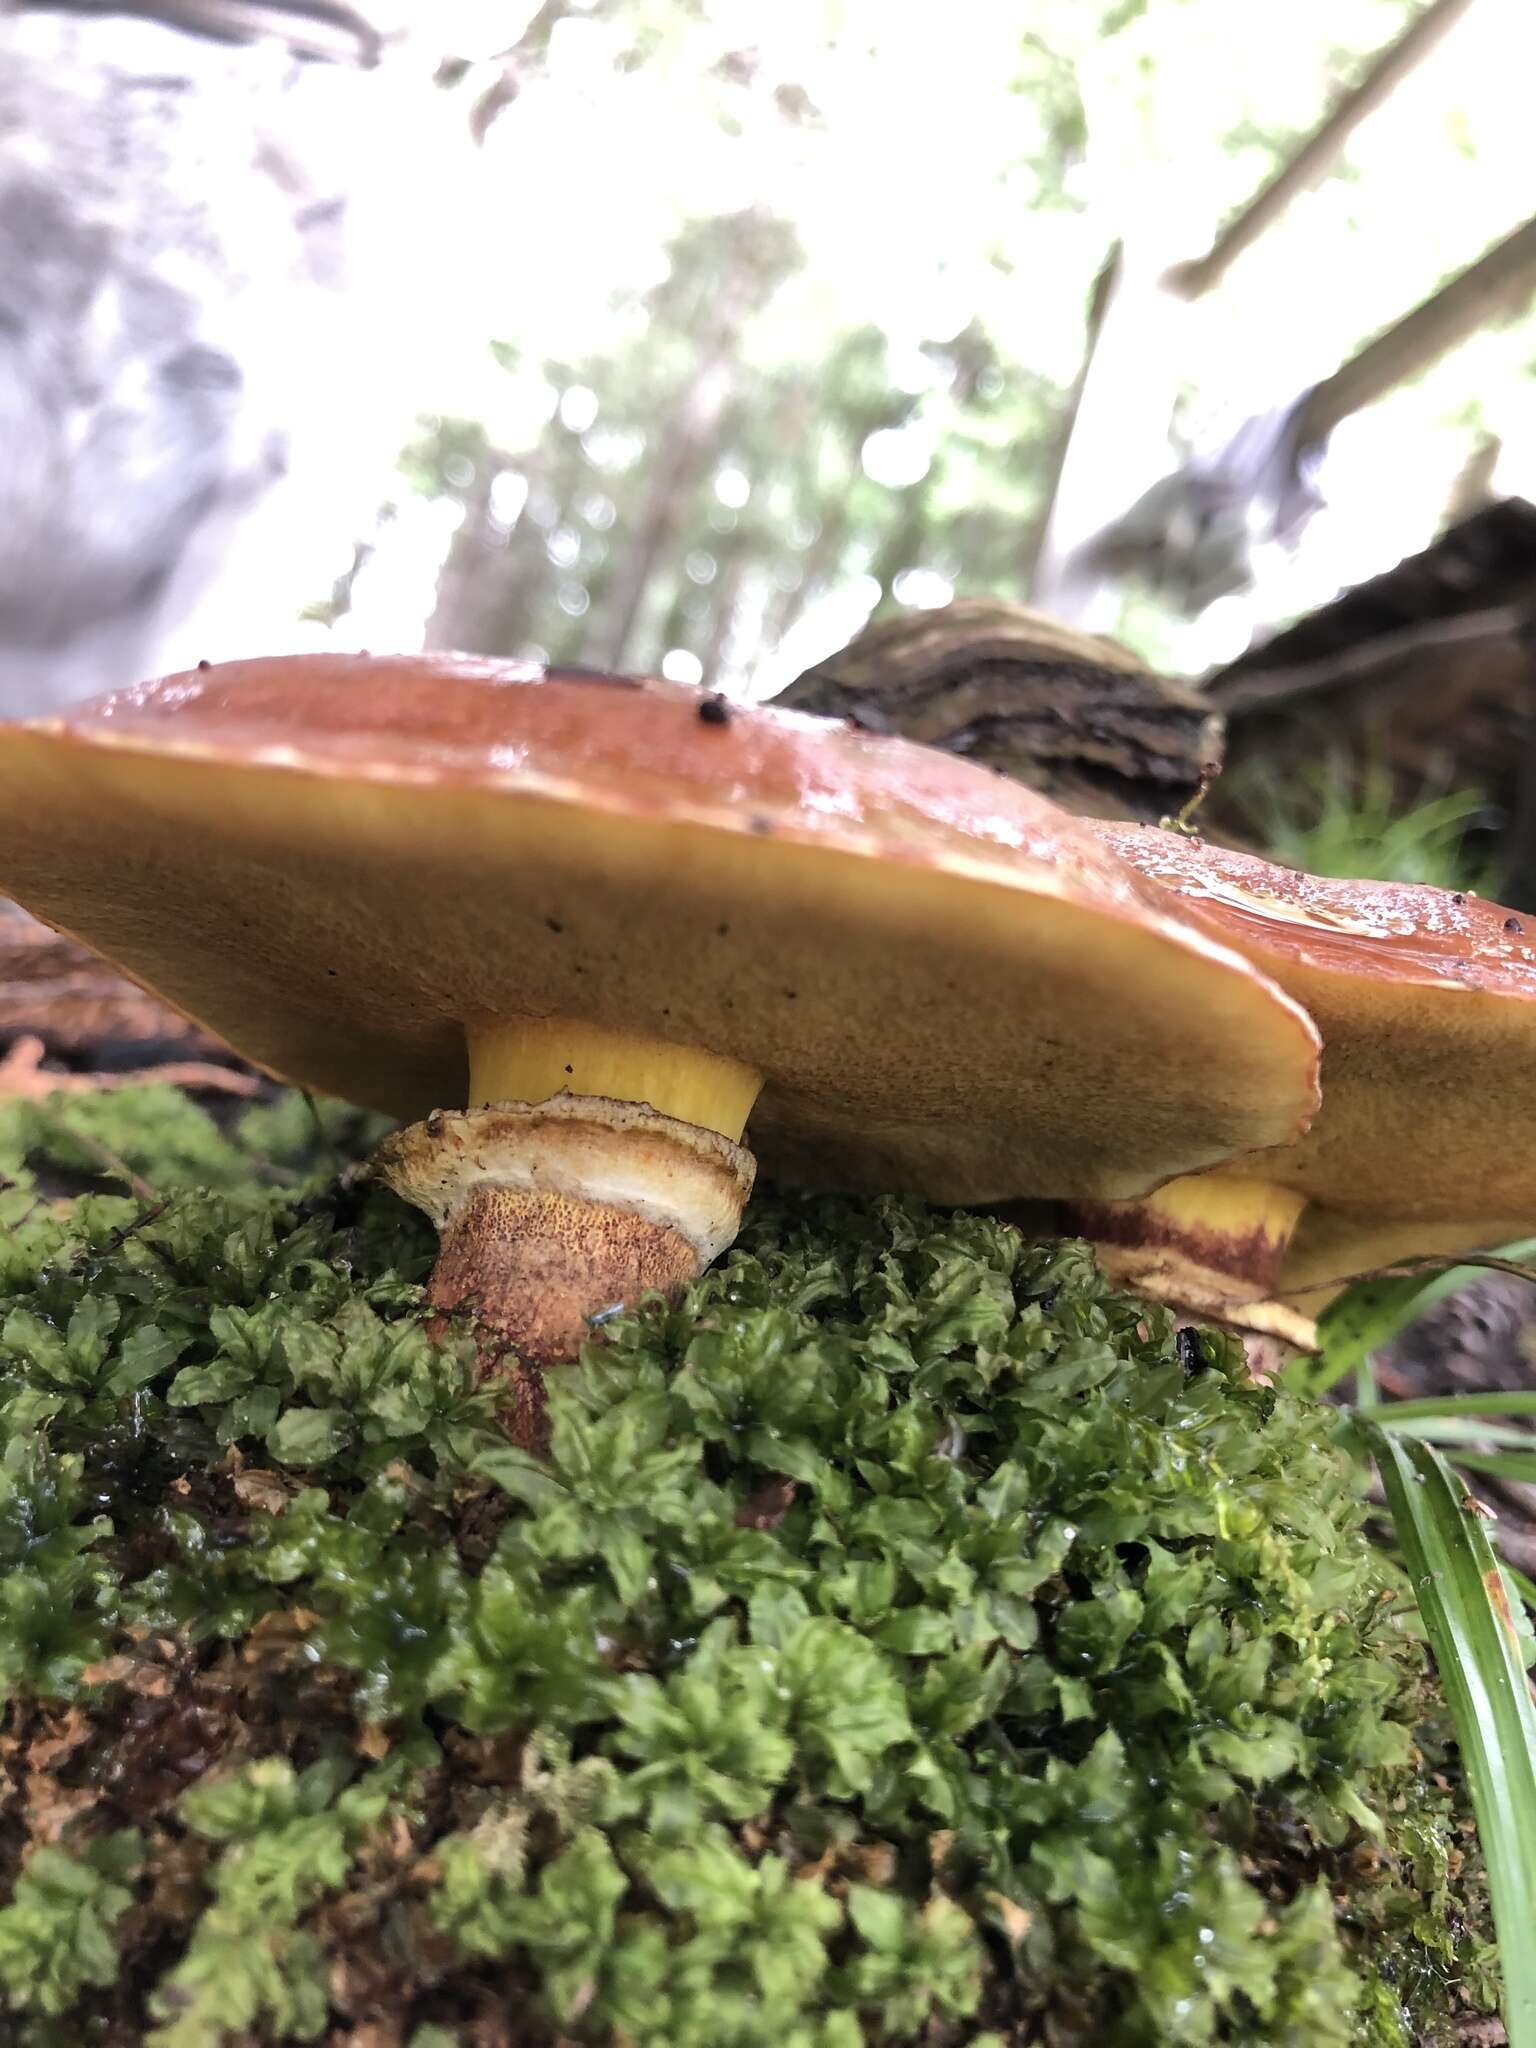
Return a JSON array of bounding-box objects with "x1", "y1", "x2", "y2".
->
[
  {"x1": 302, "y1": 1089, "x2": 345, "y2": 1177},
  {"x1": 1164, "y1": 0, "x2": 1478, "y2": 300},
  {"x1": 59, "y1": 1126, "x2": 159, "y2": 1206},
  {"x1": 1210, "y1": 601, "x2": 1530, "y2": 716},
  {"x1": 5, "y1": 1068, "x2": 162, "y2": 1204},
  {"x1": 0, "y1": 1033, "x2": 261, "y2": 1102},
  {"x1": 1313, "y1": 1251, "x2": 1536, "y2": 1298},
  {"x1": 72, "y1": 1199, "x2": 172, "y2": 1268}
]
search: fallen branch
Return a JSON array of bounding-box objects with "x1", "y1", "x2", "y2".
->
[{"x1": 0, "y1": 1034, "x2": 262, "y2": 1103}]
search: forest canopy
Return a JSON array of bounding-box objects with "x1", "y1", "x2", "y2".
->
[{"x1": 323, "y1": 0, "x2": 1536, "y2": 693}]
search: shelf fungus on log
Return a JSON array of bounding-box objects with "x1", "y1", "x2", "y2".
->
[
  {"x1": 1071, "y1": 823, "x2": 1536, "y2": 1346},
  {"x1": 778, "y1": 596, "x2": 1221, "y2": 823},
  {"x1": 0, "y1": 654, "x2": 1319, "y2": 1443}
]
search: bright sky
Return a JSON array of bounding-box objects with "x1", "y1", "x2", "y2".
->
[{"x1": 263, "y1": 0, "x2": 1536, "y2": 686}]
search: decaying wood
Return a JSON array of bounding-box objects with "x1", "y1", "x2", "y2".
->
[
  {"x1": 1296, "y1": 213, "x2": 1536, "y2": 450},
  {"x1": 780, "y1": 597, "x2": 1221, "y2": 822},
  {"x1": 0, "y1": 900, "x2": 218, "y2": 1055},
  {"x1": 0, "y1": 1034, "x2": 261, "y2": 1103},
  {"x1": 1208, "y1": 498, "x2": 1536, "y2": 903},
  {"x1": 0, "y1": 897, "x2": 258, "y2": 1093}
]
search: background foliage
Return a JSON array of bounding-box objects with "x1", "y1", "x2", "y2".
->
[{"x1": 315, "y1": 0, "x2": 1536, "y2": 691}]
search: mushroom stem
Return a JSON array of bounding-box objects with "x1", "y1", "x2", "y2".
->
[
  {"x1": 1062, "y1": 1174, "x2": 1318, "y2": 1349},
  {"x1": 374, "y1": 1092, "x2": 756, "y2": 1447},
  {"x1": 424, "y1": 1182, "x2": 706, "y2": 1445}
]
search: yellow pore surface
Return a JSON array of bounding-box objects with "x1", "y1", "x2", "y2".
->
[
  {"x1": 466, "y1": 1016, "x2": 763, "y2": 1142},
  {"x1": 1147, "y1": 1173, "x2": 1307, "y2": 1245}
]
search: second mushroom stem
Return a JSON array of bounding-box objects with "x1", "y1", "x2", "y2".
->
[{"x1": 1060, "y1": 1173, "x2": 1317, "y2": 1350}]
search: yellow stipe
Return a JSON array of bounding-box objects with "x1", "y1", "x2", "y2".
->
[
  {"x1": 466, "y1": 1017, "x2": 762, "y2": 1142},
  {"x1": 1142, "y1": 1174, "x2": 1305, "y2": 1244}
]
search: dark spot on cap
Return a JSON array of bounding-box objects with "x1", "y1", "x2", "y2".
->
[
  {"x1": 1506, "y1": 916, "x2": 1524, "y2": 935},
  {"x1": 545, "y1": 917, "x2": 564, "y2": 934},
  {"x1": 326, "y1": 967, "x2": 337, "y2": 977},
  {"x1": 197, "y1": 658, "x2": 212, "y2": 671},
  {"x1": 698, "y1": 694, "x2": 731, "y2": 726},
  {"x1": 717, "y1": 922, "x2": 730, "y2": 938},
  {"x1": 783, "y1": 989, "x2": 798, "y2": 1000},
  {"x1": 1452, "y1": 893, "x2": 1465, "y2": 905},
  {"x1": 564, "y1": 1064, "x2": 573, "y2": 1074},
  {"x1": 749, "y1": 815, "x2": 774, "y2": 835}
]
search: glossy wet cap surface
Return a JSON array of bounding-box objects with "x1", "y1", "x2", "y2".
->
[{"x1": 0, "y1": 655, "x2": 1321, "y2": 1204}]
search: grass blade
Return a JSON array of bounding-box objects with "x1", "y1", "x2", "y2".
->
[
  {"x1": 1364, "y1": 1423, "x2": 1536, "y2": 2042},
  {"x1": 1374, "y1": 1416, "x2": 1536, "y2": 1449},
  {"x1": 1296, "y1": 1269, "x2": 1494, "y2": 1399},
  {"x1": 1291, "y1": 1238, "x2": 1536, "y2": 1400},
  {"x1": 1452, "y1": 1449, "x2": 1536, "y2": 1485},
  {"x1": 1360, "y1": 1391, "x2": 1536, "y2": 1423}
]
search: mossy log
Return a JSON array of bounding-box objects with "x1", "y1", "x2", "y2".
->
[{"x1": 0, "y1": 1087, "x2": 1500, "y2": 2046}]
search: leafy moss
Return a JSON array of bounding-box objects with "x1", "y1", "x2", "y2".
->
[
  {"x1": 0, "y1": 1827, "x2": 141, "y2": 2017},
  {"x1": 0, "y1": 1088, "x2": 1499, "y2": 2044}
]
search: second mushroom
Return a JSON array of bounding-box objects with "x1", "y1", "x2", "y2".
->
[{"x1": 1068, "y1": 824, "x2": 1536, "y2": 1346}]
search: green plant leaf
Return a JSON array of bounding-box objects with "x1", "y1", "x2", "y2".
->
[
  {"x1": 1374, "y1": 1416, "x2": 1536, "y2": 1448},
  {"x1": 1449, "y1": 1450, "x2": 1536, "y2": 1485},
  {"x1": 266, "y1": 1406, "x2": 350, "y2": 1468},
  {"x1": 1295, "y1": 1239, "x2": 1536, "y2": 1399},
  {"x1": 1363, "y1": 1424, "x2": 1536, "y2": 2045},
  {"x1": 1361, "y1": 1391, "x2": 1536, "y2": 1423}
]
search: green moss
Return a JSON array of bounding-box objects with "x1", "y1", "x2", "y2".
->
[{"x1": 0, "y1": 1089, "x2": 1500, "y2": 2045}]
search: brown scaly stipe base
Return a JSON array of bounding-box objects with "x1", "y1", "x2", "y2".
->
[
  {"x1": 1055, "y1": 1203, "x2": 1317, "y2": 1353},
  {"x1": 426, "y1": 1182, "x2": 701, "y2": 1451}
]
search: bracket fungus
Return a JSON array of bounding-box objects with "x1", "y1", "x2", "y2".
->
[
  {"x1": 1071, "y1": 825, "x2": 1536, "y2": 1346},
  {"x1": 0, "y1": 655, "x2": 1320, "y2": 1440}
]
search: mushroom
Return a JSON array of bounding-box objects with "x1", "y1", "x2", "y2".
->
[
  {"x1": 1274, "y1": 1211, "x2": 1533, "y2": 1322},
  {"x1": 0, "y1": 654, "x2": 1320, "y2": 1440},
  {"x1": 1068, "y1": 824, "x2": 1536, "y2": 1346}
]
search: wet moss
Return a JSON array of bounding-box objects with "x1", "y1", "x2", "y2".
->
[{"x1": 0, "y1": 1087, "x2": 1501, "y2": 2045}]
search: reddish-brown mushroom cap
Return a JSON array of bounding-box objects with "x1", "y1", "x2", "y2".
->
[
  {"x1": 1090, "y1": 823, "x2": 1536, "y2": 1222},
  {"x1": 1063, "y1": 823, "x2": 1536, "y2": 1348},
  {"x1": 0, "y1": 654, "x2": 1320, "y2": 1205}
]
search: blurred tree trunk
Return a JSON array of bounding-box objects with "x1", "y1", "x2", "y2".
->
[
  {"x1": 425, "y1": 461, "x2": 501, "y2": 653},
  {"x1": 584, "y1": 210, "x2": 799, "y2": 673},
  {"x1": 427, "y1": 423, "x2": 586, "y2": 659},
  {"x1": 866, "y1": 472, "x2": 939, "y2": 607},
  {"x1": 757, "y1": 498, "x2": 855, "y2": 658},
  {"x1": 586, "y1": 358, "x2": 740, "y2": 671},
  {"x1": 696, "y1": 561, "x2": 745, "y2": 677}
]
